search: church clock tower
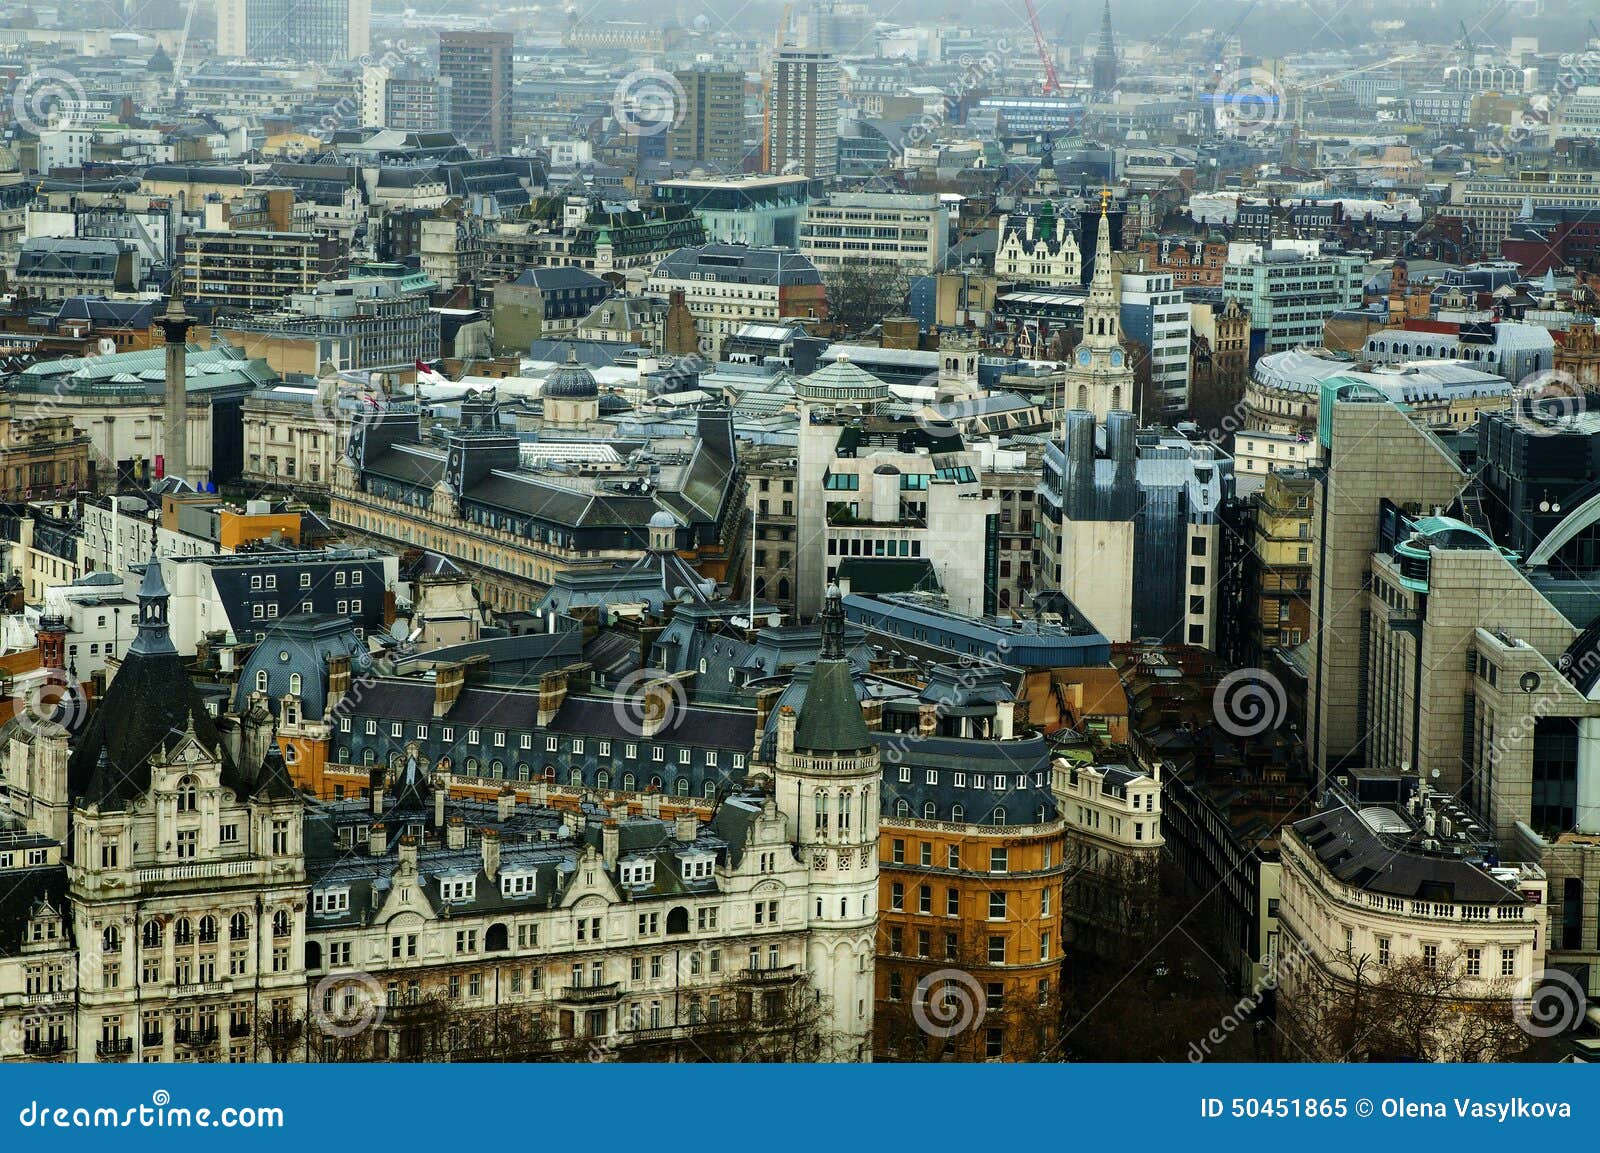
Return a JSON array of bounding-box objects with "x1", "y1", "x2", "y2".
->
[{"x1": 1062, "y1": 190, "x2": 1136, "y2": 423}]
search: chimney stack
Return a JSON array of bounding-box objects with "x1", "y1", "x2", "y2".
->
[
  {"x1": 497, "y1": 787, "x2": 516, "y2": 822},
  {"x1": 369, "y1": 766, "x2": 385, "y2": 816},
  {"x1": 447, "y1": 816, "x2": 466, "y2": 850},
  {"x1": 777, "y1": 705, "x2": 796, "y2": 755},
  {"x1": 433, "y1": 662, "x2": 465, "y2": 718},
  {"x1": 326, "y1": 654, "x2": 351, "y2": 707},
  {"x1": 675, "y1": 810, "x2": 697, "y2": 842},
  {"x1": 434, "y1": 785, "x2": 447, "y2": 830},
  {"x1": 602, "y1": 820, "x2": 619, "y2": 869},
  {"x1": 397, "y1": 833, "x2": 417, "y2": 872},
  {"x1": 368, "y1": 822, "x2": 386, "y2": 856},
  {"x1": 481, "y1": 828, "x2": 501, "y2": 880}
]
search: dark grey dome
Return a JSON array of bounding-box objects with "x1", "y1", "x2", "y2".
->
[{"x1": 544, "y1": 348, "x2": 598, "y2": 400}]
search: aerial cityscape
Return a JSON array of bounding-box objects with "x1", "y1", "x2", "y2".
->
[{"x1": 2, "y1": 0, "x2": 1600, "y2": 1080}]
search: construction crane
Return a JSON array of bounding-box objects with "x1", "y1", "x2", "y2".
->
[{"x1": 1023, "y1": 0, "x2": 1060, "y2": 96}]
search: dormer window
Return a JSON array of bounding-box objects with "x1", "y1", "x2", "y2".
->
[
  {"x1": 312, "y1": 888, "x2": 351, "y2": 915},
  {"x1": 176, "y1": 776, "x2": 198, "y2": 813},
  {"x1": 620, "y1": 860, "x2": 655, "y2": 886},
  {"x1": 440, "y1": 878, "x2": 476, "y2": 902},
  {"x1": 501, "y1": 872, "x2": 536, "y2": 897},
  {"x1": 678, "y1": 853, "x2": 714, "y2": 882}
]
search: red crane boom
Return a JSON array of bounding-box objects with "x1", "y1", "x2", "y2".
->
[{"x1": 1024, "y1": 0, "x2": 1061, "y2": 95}]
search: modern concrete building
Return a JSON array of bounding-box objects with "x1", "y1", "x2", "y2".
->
[
  {"x1": 768, "y1": 49, "x2": 839, "y2": 180},
  {"x1": 213, "y1": 270, "x2": 441, "y2": 375},
  {"x1": 1221, "y1": 242, "x2": 1363, "y2": 354},
  {"x1": 801, "y1": 193, "x2": 947, "y2": 275},
  {"x1": 182, "y1": 230, "x2": 348, "y2": 313},
  {"x1": 668, "y1": 67, "x2": 747, "y2": 171},
  {"x1": 1037, "y1": 414, "x2": 1234, "y2": 649},
  {"x1": 216, "y1": 0, "x2": 370, "y2": 61},
  {"x1": 1119, "y1": 269, "x2": 1191, "y2": 415},
  {"x1": 652, "y1": 176, "x2": 811, "y2": 247},
  {"x1": 438, "y1": 30, "x2": 514, "y2": 153},
  {"x1": 792, "y1": 358, "x2": 995, "y2": 621}
]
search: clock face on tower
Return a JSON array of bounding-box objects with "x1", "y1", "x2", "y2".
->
[
  {"x1": 1110, "y1": 349, "x2": 1125, "y2": 367},
  {"x1": 1076, "y1": 347, "x2": 1092, "y2": 366}
]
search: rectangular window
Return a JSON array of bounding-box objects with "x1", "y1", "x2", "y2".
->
[
  {"x1": 989, "y1": 848, "x2": 1008, "y2": 874},
  {"x1": 988, "y1": 892, "x2": 1006, "y2": 920}
]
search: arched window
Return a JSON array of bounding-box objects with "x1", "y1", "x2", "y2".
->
[
  {"x1": 515, "y1": 763, "x2": 529, "y2": 781},
  {"x1": 951, "y1": 804, "x2": 964, "y2": 823},
  {"x1": 102, "y1": 926, "x2": 120, "y2": 952},
  {"x1": 895, "y1": 799, "x2": 910, "y2": 817},
  {"x1": 623, "y1": 773, "x2": 636, "y2": 791},
  {"x1": 991, "y1": 807, "x2": 1007, "y2": 826},
  {"x1": 666, "y1": 907, "x2": 689, "y2": 934},
  {"x1": 289, "y1": 673, "x2": 302, "y2": 696},
  {"x1": 255, "y1": 669, "x2": 268, "y2": 692},
  {"x1": 141, "y1": 920, "x2": 162, "y2": 949},
  {"x1": 465, "y1": 756, "x2": 481, "y2": 775},
  {"x1": 1077, "y1": 385, "x2": 1088, "y2": 409},
  {"x1": 597, "y1": 770, "x2": 610, "y2": 789},
  {"x1": 485, "y1": 923, "x2": 509, "y2": 952},
  {"x1": 755, "y1": 576, "x2": 767, "y2": 598},
  {"x1": 675, "y1": 778, "x2": 690, "y2": 795},
  {"x1": 777, "y1": 578, "x2": 791, "y2": 602},
  {"x1": 542, "y1": 766, "x2": 556, "y2": 782},
  {"x1": 176, "y1": 775, "x2": 198, "y2": 813},
  {"x1": 198, "y1": 915, "x2": 218, "y2": 943},
  {"x1": 174, "y1": 917, "x2": 193, "y2": 945},
  {"x1": 649, "y1": 775, "x2": 664, "y2": 791},
  {"x1": 363, "y1": 748, "x2": 376, "y2": 764},
  {"x1": 568, "y1": 768, "x2": 582, "y2": 786},
  {"x1": 230, "y1": 913, "x2": 249, "y2": 941},
  {"x1": 490, "y1": 760, "x2": 504, "y2": 779},
  {"x1": 273, "y1": 910, "x2": 291, "y2": 938},
  {"x1": 304, "y1": 941, "x2": 322, "y2": 970},
  {"x1": 704, "y1": 781, "x2": 716, "y2": 798},
  {"x1": 923, "y1": 801, "x2": 936, "y2": 820}
]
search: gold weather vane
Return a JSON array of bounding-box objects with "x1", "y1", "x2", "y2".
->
[{"x1": 1100, "y1": 187, "x2": 1111, "y2": 216}]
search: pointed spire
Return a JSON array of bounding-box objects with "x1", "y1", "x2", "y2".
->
[{"x1": 128, "y1": 545, "x2": 177, "y2": 657}]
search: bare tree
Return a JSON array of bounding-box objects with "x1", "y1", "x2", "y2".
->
[
  {"x1": 1288, "y1": 949, "x2": 1529, "y2": 1063},
  {"x1": 824, "y1": 259, "x2": 910, "y2": 335}
]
